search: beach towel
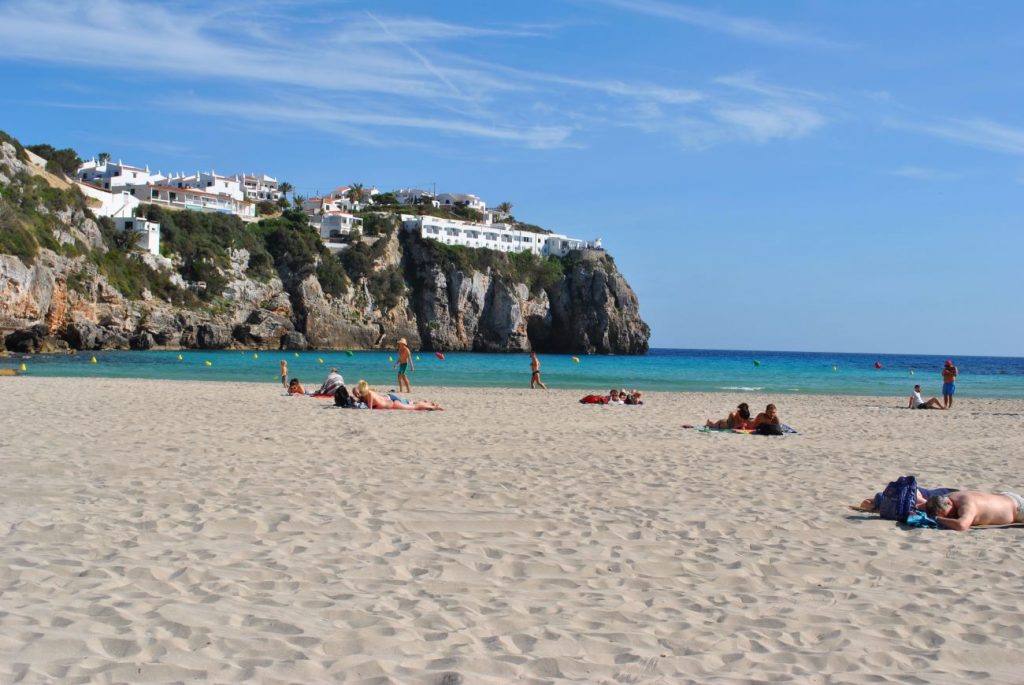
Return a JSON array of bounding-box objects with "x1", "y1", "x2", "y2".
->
[{"x1": 694, "y1": 424, "x2": 799, "y2": 435}]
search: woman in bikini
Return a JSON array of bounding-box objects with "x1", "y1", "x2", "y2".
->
[{"x1": 353, "y1": 380, "x2": 443, "y2": 411}]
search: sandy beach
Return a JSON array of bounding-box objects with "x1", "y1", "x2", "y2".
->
[{"x1": 2, "y1": 377, "x2": 1023, "y2": 684}]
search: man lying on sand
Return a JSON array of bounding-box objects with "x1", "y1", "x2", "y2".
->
[{"x1": 925, "y1": 491, "x2": 1024, "y2": 531}]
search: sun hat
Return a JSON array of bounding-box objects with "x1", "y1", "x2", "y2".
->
[{"x1": 398, "y1": 338, "x2": 408, "y2": 345}]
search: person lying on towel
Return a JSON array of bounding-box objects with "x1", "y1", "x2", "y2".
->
[{"x1": 353, "y1": 380, "x2": 443, "y2": 411}]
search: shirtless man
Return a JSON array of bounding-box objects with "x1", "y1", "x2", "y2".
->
[
  {"x1": 530, "y1": 351, "x2": 547, "y2": 390},
  {"x1": 909, "y1": 384, "x2": 944, "y2": 410},
  {"x1": 925, "y1": 491, "x2": 1024, "y2": 531},
  {"x1": 394, "y1": 338, "x2": 414, "y2": 393},
  {"x1": 280, "y1": 359, "x2": 288, "y2": 388},
  {"x1": 941, "y1": 360, "x2": 958, "y2": 409}
]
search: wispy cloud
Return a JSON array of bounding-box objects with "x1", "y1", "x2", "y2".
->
[
  {"x1": 0, "y1": 0, "x2": 830, "y2": 152},
  {"x1": 883, "y1": 166, "x2": 960, "y2": 181},
  {"x1": 887, "y1": 117, "x2": 1024, "y2": 156},
  {"x1": 588, "y1": 0, "x2": 846, "y2": 48}
]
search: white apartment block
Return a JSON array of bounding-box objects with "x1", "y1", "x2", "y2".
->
[
  {"x1": 141, "y1": 185, "x2": 255, "y2": 218},
  {"x1": 164, "y1": 171, "x2": 244, "y2": 201},
  {"x1": 78, "y1": 159, "x2": 162, "y2": 191},
  {"x1": 233, "y1": 173, "x2": 280, "y2": 202},
  {"x1": 400, "y1": 215, "x2": 601, "y2": 258},
  {"x1": 436, "y1": 193, "x2": 486, "y2": 213}
]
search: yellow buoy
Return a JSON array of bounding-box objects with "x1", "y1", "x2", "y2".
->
[
  {"x1": 253, "y1": 353, "x2": 259, "y2": 359},
  {"x1": 204, "y1": 360, "x2": 212, "y2": 366},
  {"x1": 294, "y1": 352, "x2": 299, "y2": 357},
  {"x1": 20, "y1": 363, "x2": 27, "y2": 371},
  {"x1": 317, "y1": 357, "x2": 324, "y2": 364},
  {"x1": 388, "y1": 356, "x2": 394, "y2": 362},
  {"x1": 571, "y1": 357, "x2": 580, "y2": 363},
  {"x1": 177, "y1": 354, "x2": 183, "y2": 361},
  {"x1": 90, "y1": 356, "x2": 97, "y2": 364},
  {"x1": 832, "y1": 365, "x2": 837, "y2": 372}
]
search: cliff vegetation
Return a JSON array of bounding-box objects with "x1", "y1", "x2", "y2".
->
[{"x1": 0, "y1": 131, "x2": 649, "y2": 355}]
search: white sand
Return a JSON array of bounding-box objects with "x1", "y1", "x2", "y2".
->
[{"x1": 2, "y1": 377, "x2": 1023, "y2": 684}]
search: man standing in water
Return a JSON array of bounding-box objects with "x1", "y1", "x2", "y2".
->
[
  {"x1": 530, "y1": 350, "x2": 547, "y2": 390},
  {"x1": 942, "y1": 359, "x2": 958, "y2": 409},
  {"x1": 394, "y1": 338, "x2": 414, "y2": 393}
]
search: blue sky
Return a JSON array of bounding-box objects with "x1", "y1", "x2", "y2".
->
[{"x1": 1, "y1": 0, "x2": 1021, "y2": 356}]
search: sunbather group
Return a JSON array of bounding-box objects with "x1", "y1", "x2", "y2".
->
[
  {"x1": 287, "y1": 367, "x2": 443, "y2": 410},
  {"x1": 578, "y1": 388, "x2": 644, "y2": 405},
  {"x1": 706, "y1": 402, "x2": 781, "y2": 432}
]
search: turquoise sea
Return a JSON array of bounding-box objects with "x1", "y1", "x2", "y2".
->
[{"x1": 7, "y1": 348, "x2": 1024, "y2": 399}]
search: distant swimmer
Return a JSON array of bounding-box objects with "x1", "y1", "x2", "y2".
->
[
  {"x1": 530, "y1": 351, "x2": 547, "y2": 390},
  {"x1": 909, "y1": 384, "x2": 944, "y2": 410},
  {"x1": 942, "y1": 360, "x2": 958, "y2": 409}
]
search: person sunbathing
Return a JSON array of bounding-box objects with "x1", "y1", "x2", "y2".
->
[
  {"x1": 925, "y1": 491, "x2": 1024, "y2": 531},
  {"x1": 287, "y1": 378, "x2": 306, "y2": 395},
  {"x1": 706, "y1": 402, "x2": 751, "y2": 429},
  {"x1": 750, "y1": 403, "x2": 781, "y2": 429},
  {"x1": 353, "y1": 380, "x2": 443, "y2": 411}
]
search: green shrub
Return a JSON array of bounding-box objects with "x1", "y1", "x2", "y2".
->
[
  {"x1": 26, "y1": 144, "x2": 82, "y2": 176},
  {"x1": 368, "y1": 266, "x2": 406, "y2": 310}
]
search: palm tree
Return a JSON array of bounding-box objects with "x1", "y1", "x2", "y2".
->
[
  {"x1": 349, "y1": 183, "x2": 365, "y2": 204},
  {"x1": 496, "y1": 201, "x2": 513, "y2": 215},
  {"x1": 278, "y1": 181, "x2": 293, "y2": 200},
  {"x1": 97, "y1": 152, "x2": 111, "y2": 164}
]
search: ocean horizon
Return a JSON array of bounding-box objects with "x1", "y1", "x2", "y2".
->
[{"x1": 7, "y1": 348, "x2": 1024, "y2": 399}]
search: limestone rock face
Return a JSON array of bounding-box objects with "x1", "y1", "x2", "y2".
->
[{"x1": 401, "y1": 233, "x2": 647, "y2": 354}]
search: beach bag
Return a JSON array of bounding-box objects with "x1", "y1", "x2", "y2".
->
[
  {"x1": 878, "y1": 475, "x2": 918, "y2": 522},
  {"x1": 579, "y1": 394, "x2": 608, "y2": 404},
  {"x1": 755, "y1": 423, "x2": 784, "y2": 436},
  {"x1": 334, "y1": 385, "x2": 353, "y2": 408}
]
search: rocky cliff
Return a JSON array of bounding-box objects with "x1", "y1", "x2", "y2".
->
[{"x1": 0, "y1": 135, "x2": 649, "y2": 355}]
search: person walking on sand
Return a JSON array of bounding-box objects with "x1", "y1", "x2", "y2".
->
[
  {"x1": 280, "y1": 359, "x2": 288, "y2": 389},
  {"x1": 530, "y1": 351, "x2": 547, "y2": 390},
  {"x1": 909, "y1": 384, "x2": 944, "y2": 410},
  {"x1": 942, "y1": 360, "x2": 958, "y2": 409},
  {"x1": 394, "y1": 338, "x2": 414, "y2": 393}
]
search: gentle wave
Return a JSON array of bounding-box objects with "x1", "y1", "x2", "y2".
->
[{"x1": 718, "y1": 386, "x2": 765, "y2": 391}]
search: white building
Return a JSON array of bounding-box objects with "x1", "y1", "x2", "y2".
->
[
  {"x1": 114, "y1": 216, "x2": 161, "y2": 256},
  {"x1": 74, "y1": 181, "x2": 140, "y2": 219},
  {"x1": 233, "y1": 173, "x2": 280, "y2": 202},
  {"x1": 316, "y1": 212, "x2": 364, "y2": 241},
  {"x1": 141, "y1": 185, "x2": 255, "y2": 218},
  {"x1": 400, "y1": 215, "x2": 601, "y2": 257},
  {"x1": 394, "y1": 188, "x2": 437, "y2": 206},
  {"x1": 77, "y1": 159, "x2": 162, "y2": 191},
  {"x1": 164, "y1": 171, "x2": 244, "y2": 201},
  {"x1": 436, "y1": 193, "x2": 486, "y2": 213}
]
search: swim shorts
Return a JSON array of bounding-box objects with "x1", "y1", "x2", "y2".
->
[
  {"x1": 1000, "y1": 492, "x2": 1024, "y2": 522},
  {"x1": 398, "y1": 362, "x2": 408, "y2": 375},
  {"x1": 916, "y1": 403, "x2": 928, "y2": 409},
  {"x1": 942, "y1": 382, "x2": 955, "y2": 395}
]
